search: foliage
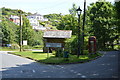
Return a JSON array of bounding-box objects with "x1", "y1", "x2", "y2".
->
[
  {"x1": 31, "y1": 31, "x2": 43, "y2": 46},
  {"x1": 0, "y1": 17, "x2": 18, "y2": 44},
  {"x1": 114, "y1": 1, "x2": 120, "y2": 45},
  {"x1": 22, "y1": 16, "x2": 43, "y2": 46},
  {"x1": 87, "y1": 1, "x2": 117, "y2": 50},
  {"x1": 1, "y1": 8, "x2": 43, "y2": 47},
  {"x1": 69, "y1": 3, "x2": 77, "y2": 16},
  {"x1": 22, "y1": 45, "x2": 32, "y2": 49},
  {"x1": 65, "y1": 35, "x2": 78, "y2": 55},
  {"x1": 22, "y1": 16, "x2": 33, "y2": 46},
  {"x1": 44, "y1": 13, "x2": 62, "y2": 26},
  {"x1": 65, "y1": 35, "x2": 89, "y2": 55},
  {"x1": 32, "y1": 45, "x2": 43, "y2": 49},
  {"x1": 57, "y1": 14, "x2": 78, "y2": 35},
  {"x1": 11, "y1": 44, "x2": 20, "y2": 49},
  {"x1": 2, "y1": 7, "x2": 28, "y2": 16}
]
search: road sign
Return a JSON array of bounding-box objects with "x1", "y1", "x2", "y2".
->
[
  {"x1": 46, "y1": 43, "x2": 62, "y2": 47},
  {"x1": 23, "y1": 40, "x2": 27, "y2": 45}
]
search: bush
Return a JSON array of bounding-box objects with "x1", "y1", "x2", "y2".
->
[
  {"x1": 22, "y1": 45, "x2": 32, "y2": 49},
  {"x1": 33, "y1": 45, "x2": 43, "y2": 49},
  {"x1": 65, "y1": 35, "x2": 78, "y2": 55},
  {"x1": 22, "y1": 45, "x2": 32, "y2": 51},
  {"x1": 11, "y1": 44, "x2": 20, "y2": 49},
  {"x1": 56, "y1": 48, "x2": 64, "y2": 57},
  {"x1": 65, "y1": 35, "x2": 89, "y2": 55},
  {"x1": 114, "y1": 45, "x2": 120, "y2": 50}
]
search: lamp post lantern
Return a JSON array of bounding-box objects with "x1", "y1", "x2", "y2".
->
[{"x1": 76, "y1": 6, "x2": 82, "y2": 58}]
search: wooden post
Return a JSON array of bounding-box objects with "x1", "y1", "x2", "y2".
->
[{"x1": 47, "y1": 47, "x2": 49, "y2": 58}]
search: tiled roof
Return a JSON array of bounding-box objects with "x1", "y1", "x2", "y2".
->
[{"x1": 43, "y1": 30, "x2": 72, "y2": 38}]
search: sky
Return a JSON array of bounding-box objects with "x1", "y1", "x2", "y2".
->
[{"x1": 1, "y1": 0, "x2": 115, "y2": 15}]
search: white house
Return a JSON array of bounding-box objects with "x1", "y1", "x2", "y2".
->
[
  {"x1": 27, "y1": 13, "x2": 48, "y2": 22},
  {"x1": 33, "y1": 25, "x2": 46, "y2": 30},
  {"x1": 9, "y1": 15, "x2": 20, "y2": 25},
  {"x1": 27, "y1": 13, "x2": 48, "y2": 30},
  {"x1": 28, "y1": 18, "x2": 39, "y2": 27}
]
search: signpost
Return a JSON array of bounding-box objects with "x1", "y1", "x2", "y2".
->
[
  {"x1": 46, "y1": 43, "x2": 62, "y2": 58},
  {"x1": 46, "y1": 43, "x2": 62, "y2": 48}
]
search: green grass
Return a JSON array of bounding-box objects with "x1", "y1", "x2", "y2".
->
[
  {"x1": 0, "y1": 47, "x2": 19, "y2": 51},
  {"x1": 39, "y1": 53, "x2": 102, "y2": 64},
  {"x1": 13, "y1": 51, "x2": 54, "y2": 60},
  {"x1": 11, "y1": 51, "x2": 102, "y2": 64}
]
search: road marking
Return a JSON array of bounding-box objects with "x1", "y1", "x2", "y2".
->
[
  {"x1": 32, "y1": 70, "x2": 35, "y2": 73},
  {"x1": 77, "y1": 73, "x2": 82, "y2": 75},
  {"x1": 42, "y1": 70, "x2": 47, "y2": 72},
  {"x1": 81, "y1": 75, "x2": 87, "y2": 78},
  {"x1": 92, "y1": 73, "x2": 99, "y2": 76},
  {"x1": 20, "y1": 69, "x2": 36, "y2": 73}
]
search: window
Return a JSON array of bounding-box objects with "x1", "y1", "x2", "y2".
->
[{"x1": 37, "y1": 17, "x2": 39, "y2": 19}]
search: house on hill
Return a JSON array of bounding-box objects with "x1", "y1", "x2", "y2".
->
[
  {"x1": 27, "y1": 13, "x2": 48, "y2": 22},
  {"x1": 9, "y1": 15, "x2": 20, "y2": 25},
  {"x1": 27, "y1": 13, "x2": 48, "y2": 30}
]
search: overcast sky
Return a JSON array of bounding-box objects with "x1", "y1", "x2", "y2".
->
[{"x1": 1, "y1": 0, "x2": 115, "y2": 15}]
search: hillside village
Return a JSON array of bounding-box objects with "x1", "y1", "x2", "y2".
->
[
  {"x1": 1, "y1": 7, "x2": 59, "y2": 31},
  {"x1": 9, "y1": 13, "x2": 51, "y2": 30}
]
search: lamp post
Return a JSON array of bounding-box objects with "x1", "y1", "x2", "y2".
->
[{"x1": 76, "y1": 6, "x2": 82, "y2": 58}]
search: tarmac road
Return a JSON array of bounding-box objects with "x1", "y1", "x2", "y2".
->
[{"x1": 0, "y1": 51, "x2": 119, "y2": 78}]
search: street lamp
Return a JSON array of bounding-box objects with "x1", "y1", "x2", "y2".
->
[{"x1": 76, "y1": 6, "x2": 82, "y2": 58}]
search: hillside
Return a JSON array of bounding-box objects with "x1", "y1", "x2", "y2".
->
[{"x1": 1, "y1": 7, "x2": 31, "y2": 16}]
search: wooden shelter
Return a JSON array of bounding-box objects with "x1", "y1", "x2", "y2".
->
[{"x1": 43, "y1": 30, "x2": 72, "y2": 52}]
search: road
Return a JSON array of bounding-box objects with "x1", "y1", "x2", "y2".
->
[{"x1": 0, "y1": 51, "x2": 119, "y2": 78}]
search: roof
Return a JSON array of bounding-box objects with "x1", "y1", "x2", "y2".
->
[
  {"x1": 43, "y1": 30, "x2": 72, "y2": 38},
  {"x1": 10, "y1": 15, "x2": 19, "y2": 19},
  {"x1": 28, "y1": 13, "x2": 42, "y2": 17}
]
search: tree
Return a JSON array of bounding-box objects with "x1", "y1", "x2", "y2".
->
[
  {"x1": 22, "y1": 16, "x2": 43, "y2": 46},
  {"x1": 114, "y1": 1, "x2": 120, "y2": 44},
  {"x1": 22, "y1": 16, "x2": 33, "y2": 46},
  {"x1": 44, "y1": 13, "x2": 62, "y2": 26},
  {"x1": 87, "y1": 0, "x2": 116, "y2": 49},
  {"x1": 57, "y1": 14, "x2": 78, "y2": 35},
  {"x1": 1, "y1": 17, "x2": 18, "y2": 45},
  {"x1": 2, "y1": 7, "x2": 27, "y2": 16},
  {"x1": 69, "y1": 3, "x2": 77, "y2": 16}
]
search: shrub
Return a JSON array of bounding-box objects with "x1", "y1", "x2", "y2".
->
[
  {"x1": 65, "y1": 35, "x2": 89, "y2": 55},
  {"x1": 65, "y1": 35, "x2": 78, "y2": 55},
  {"x1": 33, "y1": 45, "x2": 43, "y2": 49},
  {"x1": 56, "y1": 48, "x2": 64, "y2": 57},
  {"x1": 10, "y1": 44, "x2": 20, "y2": 49},
  {"x1": 22, "y1": 45, "x2": 32, "y2": 49}
]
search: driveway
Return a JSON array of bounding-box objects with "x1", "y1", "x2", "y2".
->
[{"x1": 0, "y1": 51, "x2": 119, "y2": 78}]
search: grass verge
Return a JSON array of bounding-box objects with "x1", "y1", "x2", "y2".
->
[
  {"x1": 10, "y1": 51, "x2": 102, "y2": 65},
  {"x1": 0, "y1": 47, "x2": 19, "y2": 51}
]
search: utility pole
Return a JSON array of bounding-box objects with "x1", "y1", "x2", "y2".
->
[
  {"x1": 81, "y1": 0, "x2": 86, "y2": 55},
  {"x1": 19, "y1": 13, "x2": 22, "y2": 52}
]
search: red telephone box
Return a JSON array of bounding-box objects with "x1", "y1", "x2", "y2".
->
[{"x1": 88, "y1": 36, "x2": 96, "y2": 54}]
